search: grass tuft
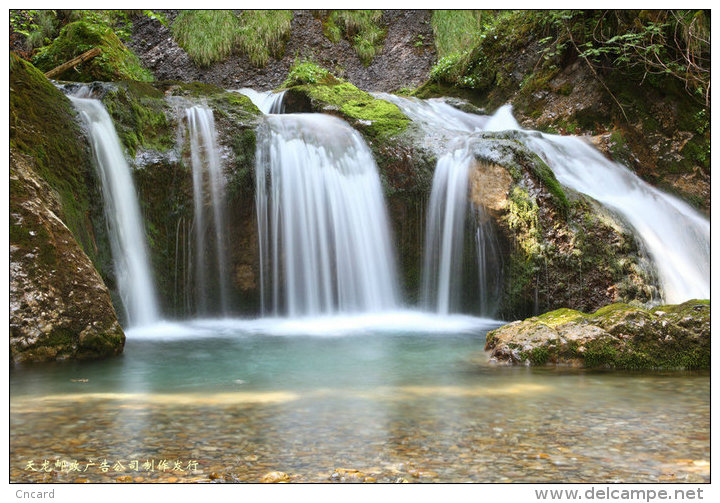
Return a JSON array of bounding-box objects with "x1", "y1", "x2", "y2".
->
[
  {"x1": 172, "y1": 10, "x2": 240, "y2": 67},
  {"x1": 172, "y1": 10, "x2": 293, "y2": 68},
  {"x1": 323, "y1": 10, "x2": 386, "y2": 65},
  {"x1": 431, "y1": 10, "x2": 492, "y2": 58}
]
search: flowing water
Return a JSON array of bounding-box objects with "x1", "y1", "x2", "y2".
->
[
  {"x1": 421, "y1": 147, "x2": 473, "y2": 314},
  {"x1": 235, "y1": 88, "x2": 286, "y2": 114},
  {"x1": 185, "y1": 106, "x2": 230, "y2": 315},
  {"x1": 10, "y1": 321, "x2": 709, "y2": 483},
  {"x1": 254, "y1": 112, "x2": 400, "y2": 316},
  {"x1": 70, "y1": 97, "x2": 160, "y2": 327},
  {"x1": 380, "y1": 94, "x2": 710, "y2": 305},
  {"x1": 484, "y1": 105, "x2": 710, "y2": 304},
  {"x1": 15, "y1": 90, "x2": 707, "y2": 484}
]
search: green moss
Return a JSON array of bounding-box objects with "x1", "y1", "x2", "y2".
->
[
  {"x1": 32, "y1": 20, "x2": 153, "y2": 82},
  {"x1": 289, "y1": 80, "x2": 409, "y2": 140},
  {"x1": 527, "y1": 153, "x2": 569, "y2": 216},
  {"x1": 521, "y1": 346, "x2": 550, "y2": 366},
  {"x1": 9, "y1": 54, "x2": 99, "y2": 263},
  {"x1": 536, "y1": 308, "x2": 587, "y2": 328},
  {"x1": 227, "y1": 129, "x2": 257, "y2": 200},
  {"x1": 101, "y1": 83, "x2": 172, "y2": 156}
]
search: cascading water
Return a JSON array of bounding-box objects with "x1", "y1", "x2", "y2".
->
[
  {"x1": 383, "y1": 92, "x2": 709, "y2": 305},
  {"x1": 421, "y1": 147, "x2": 472, "y2": 314},
  {"x1": 235, "y1": 89, "x2": 286, "y2": 114},
  {"x1": 70, "y1": 96, "x2": 160, "y2": 327},
  {"x1": 483, "y1": 105, "x2": 710, "y2": 304},
  {"x1": 185, "y1": 105, "x2": 230, "y2": 315},
  {"x1": 255, "y1": 112, "x2": 400, "y2": 316},
  {"x1": 379, "y1": 94, "x2": 504, "y2": 315}
]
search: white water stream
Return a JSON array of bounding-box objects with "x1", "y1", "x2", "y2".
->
[
  {"x1": 70, "y1": 96, "x2": 160, "y2": 326},
  {"x1": 185, "y1": 105, "x2": 230, "y2": 315},
  {"x1": 382, "y1": 94, "x2": 710, "y2": 304}
]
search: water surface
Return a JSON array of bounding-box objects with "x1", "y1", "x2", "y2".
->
[{"x1": 11, "y1": 314, "x2": 709, "y2": 483}]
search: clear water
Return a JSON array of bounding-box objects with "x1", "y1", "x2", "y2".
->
[{"x1": 10, "y1": 319, "x2": 709, "y2": 483}]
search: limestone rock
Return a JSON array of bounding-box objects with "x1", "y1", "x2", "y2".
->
[
  {"x1": 10, "y1": 152, "x2": 125, "y2": 362},
  {"x1": 485, "y1": 300, "x2": 709, "y2": 369}
]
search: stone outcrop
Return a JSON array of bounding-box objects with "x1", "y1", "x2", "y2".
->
[
  {"x1": 485, "y1": 300, "x2": 709, "y2": 369},
  {"x1": 10, "y1": 152, "x2": 124, "y2": 362}
]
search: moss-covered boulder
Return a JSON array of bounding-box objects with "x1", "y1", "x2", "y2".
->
[
  {"x1": 32, "y1": 20, "x2": 153, "y2": 82},
  {"x1": 485, "y1": 299, "x2": 709, "y2": 369},
  {"x1": 283, "y1": 81, "x2": 409, "y2": 141}
]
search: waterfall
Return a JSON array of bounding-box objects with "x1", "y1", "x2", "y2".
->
[
  {"x1": 379, "y1": 94, "x2": 504, "y2": 315},
  {"x1": 382, "y1": 92, "x2": 709, "y2": 305},
  {"x1": 70, "y1": 97, "x2": 160, "y2": 327},
  {"x1": 421, "y1": 148, "x2": 472, "y2": 314},
  {"x1": 255, "y1": 113, "x2": 400, "y2": 316},
  {"x1": 185, "y1": 105, "x2": 230, "y2": 315},
  {"x1": 235, "y1": 89, "x2": 286, "y2": 114},
  {"x1": 484, "y1": 105, "x2": 710, "y2": 304}
]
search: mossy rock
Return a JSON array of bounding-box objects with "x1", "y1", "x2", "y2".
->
[
  {"x1": 9, "y1": 54, "x2": 107, "y2": 268},
  {"x1": 485, "y1": 299, "x2": 709, "y2": 370},
  {"x1": 101, "y1": 82, "x2": 174, "y2": 156},
  {"x1": 282, "y1": 81, "x2": 410, "y2": 141},
  {"x1": 32, "y1": 20, "x2": 153, "y2": 82},
  {"x1": 10, "y1": 150, "x2": 125, "y2": 363}
]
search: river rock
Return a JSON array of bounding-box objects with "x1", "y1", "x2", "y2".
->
[
  {"x1": 260, "y1": 471, "x2": 290, "y2": 483},
  {"x1": 485, "y1": 300, "x2": 709, "y2": 369}
]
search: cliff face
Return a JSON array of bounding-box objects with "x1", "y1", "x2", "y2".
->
[{"x1": 10, "y1": 55, "x2": 124, "y2": 362}]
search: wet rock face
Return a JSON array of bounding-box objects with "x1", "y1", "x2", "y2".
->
[
  {"x1": 10, "y1": 152, "x2": 125, "y2": 363},
  {"x1": 129, "y1": 10, "x2": 435, "y2": 92},
  {"x1": 485, "y1": 300, "x2": 709, "y2": 369},
  {"x1": 463, "y1": 135, "x2": 658, "y2": 319}
]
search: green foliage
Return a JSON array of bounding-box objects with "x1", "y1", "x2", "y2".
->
[
  {"x1": 429, "y1": 9, "x2": 710, "y2": 108},
  {"x1": 323, "y1": 10, "x2": 386, "y2": 65},
  {"x1": 236, "y1": 10, "x2": 293, "y2": 67},
  {"x1": 32, "y1": 19, "x2": 153, "y2": 82},
  {"x1": 431, "y1": 10, "x2": 492, "y2": 58},
  {"x1": 12, "y1": 9, "x2": 165, "y2": 52},
  {"x1": 19, "y1": 10, "x2": 60, "y2": 49},
  {"x1": 282, "y1": 58, "x2": 337, "y2": 87},
  {"x1": 172, "y1": 10, "x2": 293, "y2": 68},
  {"x1": 533, "y1": 10, "x2": 710, "y2": 104},
  {"x1": 172, "y1": 10, "x2": 240, "y2": 67}
]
